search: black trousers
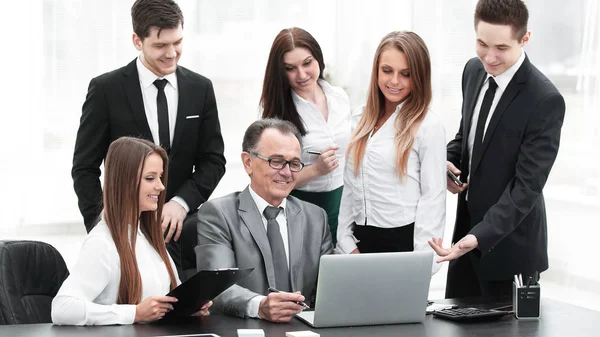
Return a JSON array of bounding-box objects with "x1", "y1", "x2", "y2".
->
[
  {"x1": 446, "y1": 255, "x2": 541, "y2": 298},
  {"x1": 445, "y1": 204, "x2": 540, "y2": 298},
  {"x1": 166, "y1": 211, "x2": 198, "y2": 281},
  {"x1": 354, "y1": 222, "x2": 415, "y2": 253}
]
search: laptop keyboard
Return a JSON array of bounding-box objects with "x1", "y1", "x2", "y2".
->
[{"x1": 432, "y1": 307, "x2": 509, "y2": 322}]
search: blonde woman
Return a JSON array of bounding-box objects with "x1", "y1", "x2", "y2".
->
[{"x1": 336, "y1": 31, "x2": 445, "y2": 271}]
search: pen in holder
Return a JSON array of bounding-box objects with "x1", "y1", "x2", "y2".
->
[{"x1": 512, "y1": 281, "x2": 541, "y2": 319}]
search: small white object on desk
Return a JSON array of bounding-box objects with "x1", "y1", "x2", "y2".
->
[
  {"x1": 285, "y1": 331, "x2": 320, "y2": 337},
  {"x1": 426, "y1": 303, "x2": 458, "y2": 314},
  {"x1": 237, "y1": 329, "x2": 265, "y2": 337}
]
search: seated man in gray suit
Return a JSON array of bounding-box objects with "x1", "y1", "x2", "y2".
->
[{"x1": 195, "y1": 118, "x2": 333, "y2": 322}]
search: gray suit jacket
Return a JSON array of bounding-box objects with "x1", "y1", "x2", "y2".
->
[{"x1": 195, "y1": 187, "x2": 333, "y2": 318}]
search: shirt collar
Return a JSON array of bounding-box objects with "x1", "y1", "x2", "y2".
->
[
  {"x1": 125, "y1": 220, "x2": 143, "y2": 238},
  {"x1": 136, "y1": 57, "x2": 178, "y2": 91},
  {"x1": 248, "y1": 185, "x2": 287, "y2": 216},
  {"x1": 392, "y1": 101, "x2": 406, "y2": 114},
  {"x1": 101, "y1": 211, "x2": 143, "y2": 238},
  {"x1": 291, "y1": 79, "x2": 337, "y2": 105},
  {"x1": 487, "y1": 49, "x2": 525, "y2": 92}
]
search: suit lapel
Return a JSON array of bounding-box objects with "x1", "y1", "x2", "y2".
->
[
  {"x1": 122, "y1": 59, "x2": 152, "y2": 138},
  {"x1": 285, "y1": 198, "x2": 304, "y2": 291},
  {"x1": 170, "y1": 67, "x2": 190, "y2": 155},
  {"x1": 472, "y1": 57, "x2": 531, "y2": 172},
  {"x1": 238, "y1": 187, "x2": 276, "y2": 287}
]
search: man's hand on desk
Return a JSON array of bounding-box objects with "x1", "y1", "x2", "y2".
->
[
  {"x1": 428, "y1": 234, "x2": 478, "y2": 263},
  {"x1": 258, "y1": 291, "x2": 306, "y2": 322}
]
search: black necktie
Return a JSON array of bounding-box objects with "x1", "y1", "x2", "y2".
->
[
  {"x1": 263, "y1": 206, "x2": 291, "y2": 292},
  {"x1": 471, "y1": 78, "x2": 498, "y2": 170},
  {"x1": 153, "y1": 79, "x2": 170, "y2": 151}
]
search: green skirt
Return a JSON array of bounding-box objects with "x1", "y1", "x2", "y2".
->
[{"x1": 290, "y1": 186, "x2": 343, "y2": 245}]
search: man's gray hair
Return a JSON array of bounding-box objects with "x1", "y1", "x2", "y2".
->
[{"x1": 242, "y1": 118, "x2": 303, "y2": 154}]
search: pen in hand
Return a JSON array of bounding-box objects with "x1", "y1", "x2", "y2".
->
[
  {"x1": 268, "y1": 287, "x2": 310, "y2": 309},
  {"x1": 307, "y1": 150, "x2": 322, "y2": 155}
]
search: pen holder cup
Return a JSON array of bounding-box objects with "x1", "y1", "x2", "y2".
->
[{"x1": 512, "y1": 282, "x2": 541, "y2": 319}]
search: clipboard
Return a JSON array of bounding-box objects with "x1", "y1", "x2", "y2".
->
[{"x1": 164, "y1": 268, "x2": 253, "y2": 318}]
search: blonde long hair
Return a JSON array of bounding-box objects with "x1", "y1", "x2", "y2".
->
[
  {"x1": 347, "y1": 31, "x2": 432, "y2": 179},
  {"x1": 103, "y1": 137, "x2": 178, "y2": 304}
]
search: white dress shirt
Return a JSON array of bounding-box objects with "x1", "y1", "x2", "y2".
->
[
  {"x1": 245, "y1": 185, "x2": 290, "y2": 318},
  {"x1": 336, "y1": 103, "x2": 446, "y2": 273},
  {"x1": 137, "y1": 57, "x2": 178, "y2": 146},
  {"x1": 136, "y1": 57, "x2": 188, "y2": 211},
  {"x1": 293, "y1": 79, "x2": 351, "y2": 192},
  {"x1": 467, "y1": 50, "x2": 525, "y2": 183},
  {"x1": 51, "y1": 219, "x2": 181, "y2": 325}
]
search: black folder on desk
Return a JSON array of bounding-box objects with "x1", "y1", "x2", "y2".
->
[{"x1": 164, "y1": 268, "x2": 253, "y2": 318}]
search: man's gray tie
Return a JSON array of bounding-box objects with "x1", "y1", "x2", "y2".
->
[{"x1": 263, "y1": 206, "x2": 291, "y2": 291}]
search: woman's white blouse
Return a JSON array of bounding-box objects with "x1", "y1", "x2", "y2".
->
[
  {"x1": 293, "y1": 79, "x2": 351, "y2": 192},
  {"x1": 51, "y1": 220, "x2": 180, "y2": 325},
  {"x1": 336, "y1": 103, "x2": 446, "y2": 273}
]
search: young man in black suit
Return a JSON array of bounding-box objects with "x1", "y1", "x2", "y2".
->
[
  {"x1": 72, "y1": 0, "x2": 226, "y2": 279},
  {"x1": 429, "y1": 0, "x2": 565, "y2": 298}
]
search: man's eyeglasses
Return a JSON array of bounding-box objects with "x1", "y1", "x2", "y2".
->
[{"x1": 251, "y1": 152, "x2": 305, "y2": 172}]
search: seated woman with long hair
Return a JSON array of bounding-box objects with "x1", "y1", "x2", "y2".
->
[
  {"x1": 52, "y1": 137, "x2": 211, "y2": 325},
  {"x1": 336, "y1": 31, "x2": 446, "y2": 273}
]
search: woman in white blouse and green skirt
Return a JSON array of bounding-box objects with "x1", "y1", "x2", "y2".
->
[
  {"x1": 260, "y1": 27, "x2": 351, "y2": 244},
  {"x1": 336, "y1": 31, "x2": 446, "y2": 273}
]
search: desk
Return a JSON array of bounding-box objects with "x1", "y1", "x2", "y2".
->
[{"x1": 0, "y1": 298, "x2": 597, "y2": 337}]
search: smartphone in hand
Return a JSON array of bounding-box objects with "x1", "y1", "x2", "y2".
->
[{"x1": 447, "y1": 170, "x2": 463, "y2": 187}]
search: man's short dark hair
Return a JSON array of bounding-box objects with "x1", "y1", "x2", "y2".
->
[
  {"x1": 242, "y1": 119, "x2": 303, "y2": 154},
  {"x1": 131, "y1": 0, "x2": 184, "y2": 40},
  {"x1": 474, "y1": 0, "x2": 529, "y2": 41}
]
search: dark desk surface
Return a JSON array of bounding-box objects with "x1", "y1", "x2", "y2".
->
[{"x1": 1, "y1": 298, "x2": 598, "y2": 337}]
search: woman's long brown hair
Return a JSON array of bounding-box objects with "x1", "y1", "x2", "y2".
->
[
  {"x1": 103, "y1": 137, "x2": 178, "y2": 304},
  {"x1": 347, "y1": 31, "x2": 432, "y2": 179},
  {"x1": 260, "y1": 27, "x2": 325, "y2": 136}
]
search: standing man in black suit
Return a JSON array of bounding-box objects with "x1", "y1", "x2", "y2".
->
[
  {"x1": 429, "y1": 0, "x2": 565, "y2": 298},
  {"x1": 72, "y1": 0, "x2": 226, "y2": 279}
]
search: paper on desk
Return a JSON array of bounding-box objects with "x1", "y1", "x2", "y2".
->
[
  {"x1": 286, "y1": 331, "x2": 320, "y2": 337},
  {"x1": 426, "y1": 303, "x2": 458, "y2": 314}
]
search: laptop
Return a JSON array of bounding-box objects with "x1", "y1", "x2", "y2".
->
[{"x1": 296, "y1": 251, "x2": 433, "y2": 328}]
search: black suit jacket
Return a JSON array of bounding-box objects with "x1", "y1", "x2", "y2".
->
[
  {"x1": 447, "y1": 56, "x2": 565, "y2": 281},
  {"x1": 72, "y1": 59, "x2": 226, "y2": 231}
]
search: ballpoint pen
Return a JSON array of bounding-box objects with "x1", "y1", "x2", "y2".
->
[
  {"x1": 526, "y1": 277, "x2": 533, "y2": 288},
  {"x1": 268, "y1": 287, "x2": 310, "y2": 309},
  {"x1": 307, "y1": 150, "x2": 322, "y2": 155}
]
